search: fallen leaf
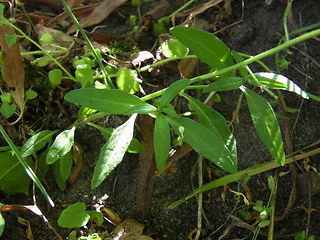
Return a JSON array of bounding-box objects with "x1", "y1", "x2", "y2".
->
[
  {"x1": 68, "y1": 0, "x2": 128, "y2": 34},
  {"x1": 68, "y1": 143, "x2": 84, "y2": 184},
  {"x1": 102, "y1": 207, "x2": 121, "y2": 226},
  {"x1": 66, "y1": 0, "x2": 85, "y2": 8},
  {"x1": 0, "y1": 24, "x2": 25, "y2": 114},
  {"x1": 137, "y1": 115, "x2": 156, "y2": 219},
  {"x1": 22, "y1": 0, "x2": 63, "y2": 11},
  {"x1": 178, "y1": 58, "x2": 198, "y2": 78},
  {"x1": 17, "y1": 217, "x2": 35, "y2": 240}
]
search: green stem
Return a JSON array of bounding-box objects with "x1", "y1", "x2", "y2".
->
[
  {"x1": 169, "y1": 0, "x2": 197, "y2": 18},
  {"x1": 168, "y1": 147, "x2": 320, "y2": 209},
  {"x1": 59, "y1": 0, "x2": 115, "y2": 88}
]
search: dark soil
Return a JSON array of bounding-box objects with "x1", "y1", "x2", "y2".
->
[{"x1": 1, "y1": 0, "x2": 320, "y2": 239}]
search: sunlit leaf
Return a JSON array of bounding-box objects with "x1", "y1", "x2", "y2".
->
[
  {"x1": 0, "y1": 203, "x2": 4, "y2": 236},
  {"x1": 159, "y1": 79, "x2": 191, "y2": 108},
  {"x1": 20, "y1": 130, "x2": 57, "y2": 157},
  {"x1": 46, "y1": 127, "x2": 75, "y2": 164},
  {"x1": 65, "y1": 89, "x2": 156, "y2": 115},
  {"x1": 91, "y1": 114, "x2": 137, "y2": 189},
  {"x1": 58, "y1": 203, "x2": 90, "y2": 228},
  {"x1": 240, "y1": 86, "x2": 285, "y2": 165},
  {"x1": 161, "y1": 39, "x2": 189, "y2": 58},
  {"x1": 116, "y1": 68, "x2": 140, "y2": 94},
  {"x1": 167, "y1": 116, "x2": 237, "y2": 173},
  {"x1": 170, "y1": 26, "x2": 233, "y2": 74}
]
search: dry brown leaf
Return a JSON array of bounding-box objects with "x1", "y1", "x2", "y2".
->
[
  {"x1": 137, "y1": 115, "x2": 156, "y2": 219},
  {"x1": 66, "y1": 0, "x2": 85, "y2": 8},
  {"x1": 102, "y1": 207, "x2": 121, "y2": 226},
  {"x1": 18, "y1": 217, "x2": 35, "y2": 240},
  {"x1": 68, "y1": 143, "x2": 83, "y2": 184},
  {"x1": 67, "y1": 0, "x2": 128, "y2": 34},
  {"x1": 0, "y1": 24, "x2": 25, "y2": 117},
  {"x1": 178, "y1": 58, "x2": 198, "y2": 78}
]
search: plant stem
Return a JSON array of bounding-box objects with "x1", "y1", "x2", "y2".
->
[
  {"x1": 59, "y1": 0, "x2": 115, "y2": 88},
  {"x1": 168, "y1": 147, "x2": 320, "y2": 209}
]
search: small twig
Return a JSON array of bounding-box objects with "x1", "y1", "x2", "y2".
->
[{"x1": 195, "y1": 155, "x2": 203, "y2": 240}]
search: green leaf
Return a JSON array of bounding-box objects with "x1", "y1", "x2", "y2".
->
[
  {"x1": 154, "y1": 114, "x2": 170, "y2": 172},
  {"x1": 167, "y1": 116, "x2": 237, "y2": 173},
  {"x1": 182, "y1": 94, "x2": 237, "y2": 163},
  {"x1": 170, "y1": 26, "x2": 233, "y2": 73},
  {"x1": 53, "y1": 160, "x2": 66, "y2": 191},
  {"x1": 89, "y1": 123, "x2": 144, "y2": 153},
  {"x1": 0, "y1": 152, "x2": 33, "y2": 195},
  {"x1": 116, "y1": 68, "x2": 140, "y2": 94},
  {"x1": 87, "y1": 211, "x2": 104, "y2": 226},
  {"x1": 231, "y1": 51, "x2": 248, "y2": 78},
  {"x1": 153, "y1": 16, "x2": 170, "y2": 37},
  {"x1": 0, "y1": 203, "x2": 4, "y2": 237},
  {"x1": 77, "y1": 106, "x2": 97, "y2": 121},
  {"x1": 25, "y1": 89, "x2": 38, "y2": 101},
  {"x1": 75, "y1": 63, "x2": 95, "y2": 87},
  {"x1": 5, "y1": 34, "x2": 18, "y2": 47},
  {"x1": 65, "y1": 89, "x2": 156, "y2": 115},
  {"x1": 161, "y1": 39, "x2": 189, "y2": 58},
  {"x1": 0, "y1": 102, "x2": 16, "y2": 118},
  {"x1": 307, "y1": 92, "x2": 320, "y2": 102},
  {"x1": 91, "y1": 114, "x2": 137, "y2": 189},
  {"x1": 40, "y1": 33, "x2": 53, "y2": 44},
  {"x1": 58, "y1": 203, "x2": 90, "y2": 228},
  {"x1": 203, "y1": 77, "x2": 244, "y2": 92},
  {"x1": 60, "y1": 150, "x2": 73, "y2": 181},
  {"x1": 20, "y1": 130, "x2": 57, "y2": 157},
  {"x1": 0, "y1": 92, "x2": 12, "y2": 103},
  {"x1": 259, "y1": 220, "x2": 270, "y2": 228},
  {"x1": 32, "y1": 56, "x2": 50, "y2": 67},
  {"x1": 246, "y1": 72, "x2": 309, "y2": 99},
  {"x1": 46, "y1": 127, "x2": 75, "y2": 164},
  {"x1": 48, "y1": 69, "x2": 62, "y2": 86},
  {"x1": 159, "y1": 79, "x2": 191, "y2": 108},
  {"x1": 240, "y1": 86, "x2": 285, "y2": 165}
]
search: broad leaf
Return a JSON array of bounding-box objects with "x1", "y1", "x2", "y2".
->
[
  {"x1": 20, "y1": 130, "x2": 57, "y2": 157},
  {"x1": 58, "y1": 203, "x2": 90, "y2": 228},
  {"x1": 159, "y1": 79, "x2": 191, "y2": 108},
  {"x1": 46, "y1": 127, "x2": 75, "y2": 164},
  {"x1": 203, "y1": 77, "x2": 244, "y2": 92},
  {"x1": 48, "y1": 69, "x2": 62, "y2": 86},
  {"x1": 170, "y1": 26, "x2": 233, "y2": 73},
  {"x1": 154, "y1": 114, "x2": 171, "y2": 172},
  {"x1": 167, "y1": 116, "x2": 237, "y2": 173},
  {"x1": 65, "y1": 89, "x2": 156, "y2": 115},
  {"x1": 0, "y1": 152, "x2": 33, "y2": 195},
  {"x1": 182, "y1": 94, "x2": 237, "y2": 162},
  {"x1": 116, "y1": 68, "x2": 140, "y2": 94},
  {"x1": 240, "y1": 86, "x2": 285, "y2": 165},
  {"x1": 161, "y1": 39, "x2": 189, "y2": 58},
  {"x1": 91, "y1": 114, "x2": 137, "y2": 189},
  {"x1": 53, "y1": 160, "x2": 66, "y2": 191},
  {"x1": 245, "y1": 72, "x2": 309, "y2": 99}
]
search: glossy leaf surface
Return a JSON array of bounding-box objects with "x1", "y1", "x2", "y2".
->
[
  {"x1": 241, "y1": 86, "x2": 285, "y2": 165},
  {"x1": 20, "y1": 130, "x2": 57, "y2": 157},
  {"x1": 159, "y1": 79, "x2": 191, "y2": 108},
  {"x1": 91, "y1": 114, "x2": 137, "y2": 189},
  {"x1": 154, "y1": 114, "x2": 171, "y2": 172},
  {"x1": 116, "y1": 68, "x2": 140, "y2": 94},
  {"x1": 46, "y1": 127, "x2": 75, "y2": 164},
  {"x1": 167, "y1": 116, "x2": 237, "y2": 173},
  {"x1": 65, "y1": 89, "x2": 156, "y2": 115},
  {"x1": 58, "y1": 202, "x2": 90, "y2": 228},
  {"x1": 170, "y1": 26, "x2": 233, "y2": 72}
]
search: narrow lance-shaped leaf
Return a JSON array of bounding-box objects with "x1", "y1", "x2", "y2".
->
[
  {"x1": 170, "y1": 26, "x2": 233, "y2": 73},
  {"x1": 240, "y1": 86, "x2": 285, "y2": 165},
  {"x1": 154, "y1": 114, "x2": 171, "y2": 172},
  {"x1": 65, "y1": 89, "x2": 156, "y2": 115},
  {"x1": 167, "y1": 116, "x2": 237, "y2": 173},
  {"x1": 20, "y1": 130, "x2": 58, "y2": 157},
  {"x1": 46, "y1": 127, "x2": 75, "y2": 164},
  {"x1": 91, "y1": 114, "x2": 137, "y2": 189},
  {"x1": 159, "y1": 79, "x2": 191, "y2": 108},
  {"x1": 182, "y1": 94, "x2": 237, "y2": 162},
  {"x1": 245, "y1": 72, "x2": 309, "y2": 99},
  {"x1": 203, "y1": 77, "x2": 244, "y2": 93}
]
